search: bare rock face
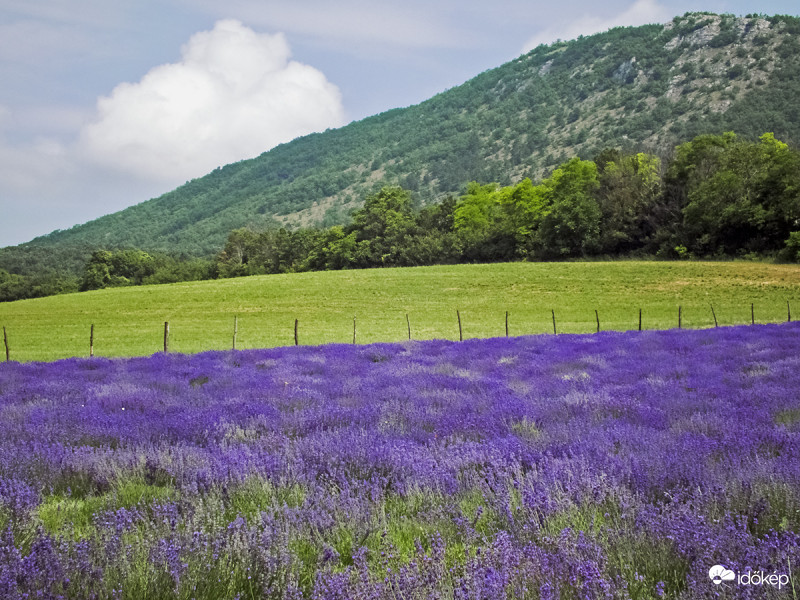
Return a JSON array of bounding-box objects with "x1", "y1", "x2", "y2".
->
[
  {"x1": 612, "y1": 57, "x2": 637, "y2": 84},
  {"x1": 737, "y1": 17, "x2": 770, "y2": 38},
  {"x1": 538, "y1": 59, "x2": 554, "y2": 76},
  {"x1": 686, "y1": 21, "x2": 721, "y2": 45},
  {"x1": 664, "y1": 33, "x2": 682, "y2": 51},
  {"x1": 665, "y1": 15, "x2": 722, "y2": 50}
]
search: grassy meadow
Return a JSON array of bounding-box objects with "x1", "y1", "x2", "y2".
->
[{"x1": 1, "y1": 260, "x2": 799, "y2": 362}]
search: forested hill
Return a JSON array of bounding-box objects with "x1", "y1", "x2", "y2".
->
[{"x1": 16, "y1": 12, "x2": 800, "y2": 256}]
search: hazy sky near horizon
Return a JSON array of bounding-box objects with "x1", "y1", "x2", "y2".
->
[{"x1": 1, "y1": 0, "x2": 799, "y2": 248}]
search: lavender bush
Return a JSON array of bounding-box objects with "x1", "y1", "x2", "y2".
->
[{"x1": 1, "y1": 324, "x2": 799, "y2": 599}]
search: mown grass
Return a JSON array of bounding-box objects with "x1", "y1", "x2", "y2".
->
[{"x1": 1, "y1": 261, "x2": 798, "y2": 361}]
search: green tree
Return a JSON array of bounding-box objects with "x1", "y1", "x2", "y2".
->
[
  {"x1": 109, "y1": 250, "x2": 156, "y2": 284},
  {"x1": 454, "y1": 182, "x2": 500, "y2": 235},
  {"x1": 497, "y1": 178, "x2": 549, "y2": 256},
  {"x1": 303, "y1": 226, "x2": 361, "y2": 270},
  {"x1": 596, "y1": 151, "x2": 662, "y2": 253},
  {"x1": 80, "y1": 249, "x2": 155, "y2": 290},
  {"x1": 0, "y1": 269, "x2": 28, "y2": 302},
  {"x1": 349, "y1": 186, "x2": 417, "y2": 266},
  {"x1": 538, "y1": 158, "x2": 601, "y2": 257},
  {"x1": 80, "y1": 250, "x2": 113, "y2": 291},
  {"x1": 783, "y1": 231, "x2": 800, "y2": 262},
  {"x1": 674, "y1": 132, "x2": 800, "y2": 254},
  {"x1": 757, "y1": 133, "x2": 800, "y2": 248},
  {"x1": 217, "y1": 229, "x2": 260, "y2": 277},
  {"x1": 417, "y1": 195, "x2": 457, "y2": 234},
  {"x1": 453, "y1": 182, "x2": 516, "y2": 260}
]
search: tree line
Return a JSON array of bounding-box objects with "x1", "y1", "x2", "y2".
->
[
  {"x1": 213, "y1": 131, "x2": 800, "y2": 276},
  {"x1": 0, "y1": 251, "x2": 215, "y2": 302},
  {"x1": 1, "y1": 131, "x2": 799, "y2": 302}
]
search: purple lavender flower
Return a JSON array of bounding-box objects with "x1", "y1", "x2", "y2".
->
[{"x1": 0, "y1": 323, "x2": 797, "y2": 598}]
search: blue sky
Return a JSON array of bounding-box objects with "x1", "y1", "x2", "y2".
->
[{"x1": 1, "y1": 0, "x2": 799, "y2": 247}]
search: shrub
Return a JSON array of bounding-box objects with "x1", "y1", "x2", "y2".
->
[{"x1": 783, "y1": 231, "x2": 800, "y2": 262}]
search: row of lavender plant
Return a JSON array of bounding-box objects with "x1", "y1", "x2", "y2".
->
[{"x1": 1, "y1": 323, "x2": 799, "y2": 599}]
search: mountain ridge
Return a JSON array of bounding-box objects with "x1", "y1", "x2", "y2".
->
[{"x1": 11, "y1": 11, "x2": 800, "y2": 257}]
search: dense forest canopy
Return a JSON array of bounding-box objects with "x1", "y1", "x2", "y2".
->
[{"x1": 3, "y1": 12, "x2": 800, "y2": 259}]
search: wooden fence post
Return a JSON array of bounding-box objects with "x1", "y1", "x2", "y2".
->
[
  {"x1": 294, "y1": 319, "x2": 299, "y2": 346},
  {"x1": 678, "y1": 306, "x2": 682, "y2": 329},
  {"x1": 751, "y1": 303, "x2": 755, "y2": 325},
  {"x1": 638, "y1": 308, "x2": 642, "y2": 331},
  {"x1": 457, "y1": 310, "x2": 463, "y2": 342},
  {"x1": 3, "y1": 326, "x2": 8, "y2": 362},
  {"x1": 710, "y1": 304, "x2": 718, "y2": 328},
  {"x1": 505, "y1": 311, "x2": 509, "y2": 337},
  {"x1": 90, "y1": 324, "x2": 94, "y2": 357},
  {"x1": 353, "y1": 315, "x2": 356, "y2": 344},
  {"x1": 232, "y1": 316, "x2": 238, "y2": 350},
  {"x1": 552, "y1": 309, "x2": 557, "y2": 335},
  {"x1": 163, "y1": 321, "x2": 169, "y2": 353},
  {"x1": 789, "y1": 301, "x2": 792, "y2": 323},
  {"x1": 406, "y1": 314, "x2": 411, "y2": 340},
  {"x1": 595, "y1": 309, "x2": 600, "y2": 333}
]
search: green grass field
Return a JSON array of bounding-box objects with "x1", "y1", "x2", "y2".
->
[{"x1": 1, "y1": 261, "x2": 799, "y2": 362}]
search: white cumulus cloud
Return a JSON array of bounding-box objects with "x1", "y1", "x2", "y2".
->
[
  {"x1": 522, "y1": 0, "x2": 672, "y2": 53},
  {"x1": 78, "y1": 19, "x2": 345, "y2": 183}
]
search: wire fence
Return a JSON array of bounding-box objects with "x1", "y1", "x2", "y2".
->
[{"x1": 2, "y1": 301, "x2": 795, "y2": 362}]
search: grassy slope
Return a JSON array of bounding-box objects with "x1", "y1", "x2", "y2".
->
[{"x1": 1, "y1": 261, "x2": 799, "y2": 362}]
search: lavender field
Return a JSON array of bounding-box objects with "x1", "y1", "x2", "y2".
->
[{"x1": 1, "y1": 324, "x2": 799, "y2": 599}]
